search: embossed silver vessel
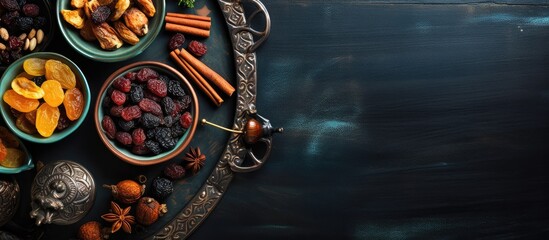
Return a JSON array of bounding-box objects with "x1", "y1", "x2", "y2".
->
[
  {"x1": 30, "y1": 160, "x2": 95, "y2": 226},
  {"x1": 0, "y1": 177, "x2": 19, "y2": 227}
]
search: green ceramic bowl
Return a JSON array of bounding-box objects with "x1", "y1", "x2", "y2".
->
[
  {"x1": 56, "y1": 0, "x2": 166, "y2": 62},
  {"x1": 0, "y1": 125, "x2": 34, "y2": 174},
  {"x1": 94, "y1": 61, "x2": 199, "y2": 165},
  {"x1": 0, "y1": 52, "x2": 91, "y2": 144}
]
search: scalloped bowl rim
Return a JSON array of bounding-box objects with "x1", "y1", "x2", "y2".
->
[
  {"x1": 94, "y1": 61, "x2": 199, "y2": 165},
  {"x1": 56, "y1": 0, "x2": 166, "y2": 62},
  {"x1": 0, "y1": 52, "x2": 91, "y2": 144}
]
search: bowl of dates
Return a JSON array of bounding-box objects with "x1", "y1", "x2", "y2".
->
[
  {"x1": 0, "y1": 0, "x2": 54, "y2": 70},
  {"x1": 0, "y1": 52, "x2": 91, "y2": 143},
  {"x1": 56, "y1": 0, "x2": 165, "y2": 62},
  {"x1": 95, "y1": 61, "x2": 199, "y2": 165}
]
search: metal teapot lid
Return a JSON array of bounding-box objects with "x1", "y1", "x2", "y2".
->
[
  {"x1": 0, "y1": 176, "x2": 19, "y2": 227},
  {"x1": 30, "y1": 160, "x2": 95, "y2": 226}
]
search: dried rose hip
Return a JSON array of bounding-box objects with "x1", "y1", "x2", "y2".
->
[
  {"x1": 131, "y1": 128, "x2": 146, "y2": 145},
  {"x1": 138, "y1": 98, "x2": 162, "y2": 116},
  {"x1": 22, "y1": 3, "x2": 39, "y2": 17},
  {"x1": 102, "y1": 115, "x2": 117, "y2": 139},
  {"x1": 163, "y1": 163, "x2": 185, "y2": 180},
  {"x1": 147, "y1": 79, "x2": 167, "y2": 97},
  {"x1": 111, "y1": 89, "x2": 126, "y2": 106},
  {"x1": 136, "y1": 68, "x2": 159, "y2": 83},
  {"x1": 121, "y1": 105, "x2": 142, "y2": 121},
  {"x1": 188, "y1": 40, "x2": 207, "y2": 57},
  {"x1": 109, "y1": 105, "x2": 123, "y2": 117},
  {"x1": 115, "y1": 132, "x2": 132, "y2": 145},
  {"x1": 168, "y1": 33, "x2": 185, "y2": 51},
  {"x1": 113, "y1": 77, "x2": 131, "y2": 92},
  {"x1": 180, "y1": 111, "x2": 192, "y2": 129}
]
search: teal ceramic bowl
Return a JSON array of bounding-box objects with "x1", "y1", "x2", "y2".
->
[
  {"x1": 94, "y1": 61, "x2": 199, "y2": 165},
  {"x1": 56, "y1": 0, "x2": 166, "y2": 62},
  {"x1": 0, "y1": 126, "x2": 34, "y2": 174},
  {"x1": 0, "y1": 52, "x2": 91, "y2": 144}
]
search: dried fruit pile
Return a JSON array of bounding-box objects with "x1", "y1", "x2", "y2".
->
[
  {"x1": 0, "y1": 0, "x2": 48, "y2": 64},
  {"x1": 61, "y1": 0, "x2": 156, "y2": 50},
  {"x1": 0, "y1": 126, "x2": 26, "y2": 168},
  {"x1": 101, "y1": 67, "x2": 193, "y2": 156},
  {"x1": 2, "y1": 58, "x2": 85, "y2": 137}
]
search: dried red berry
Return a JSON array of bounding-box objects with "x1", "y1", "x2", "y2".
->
[
  {"x1": 136, "y1": 68, "x2": 159, "y2": 83},
  {"x1": 8, "y1": 36, "x2": 23, "y2": 49},
  {"x1": 138, "y1": 98, "x2": 162, "y2": 116},
  {"x1": 121, "y1": 105, "x2": 142, "y2": 121},
  {"x1": 113, "y1": 77, "x2": 131, "y2": 92},
  {"x1": 180, "y1": 111, "x2": 192, "y2": 129},
  {"x1": 22, "y1": 3, "x2": 39, "y2": 17},
  {"x1": 147, "y1": 79, "x2": 167, "y2": 97},
  {"x1": 132, "y1": 144, "x2": 149, "y2": 155},
  {"x1": 102, "y1": 115, "x2": 117, "y2": 139},
  {"x1": 109, "y1": 105, "x2": 123, "y2": 117},
  {"x1": 131, "y1": 128, "x2": 146, "y2": 145},
  {"x1": 168, "y1": 33, "x2": 185, "y2": 51},
  {"x1": 188, "y1": 40, "x2": 207, "y2": 57},
  {"x1": 115, "y1": 132, "x2": 132, "y2": 145},
  {"x1": 125, "y1": 71, "x2": 137, "y2": 81},
  {"x1": 163, "y1": 163, "x2": 185, "y2": 180},
  {"x1": 111, "y1": 89, "x2": 126, "y2": 106}
]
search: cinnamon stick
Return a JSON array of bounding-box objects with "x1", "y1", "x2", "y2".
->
[
  {"x1": 165, "y1": 16, "x2": 211, "y2": 30},
  {"x1": 166, "y1": 12, "x2": 211, "y2": 22},
  {"x1": 165, "y1": 23, "x2": 210, "y2": 38},
  {"x1": 170, "y1": 50, "x2": 222, "y2": 106},
  {"x1": 178, "y1": 48, "x2": 235, "y2": 96}
]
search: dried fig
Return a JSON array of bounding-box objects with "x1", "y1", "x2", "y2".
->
[
  {"x1": 110, "y1": 0, "x2": 130, "y2": 21},
  {"x1": 80, "y1": 20, "x2": 96, "y2": 41},
  {"x1": 61, "y1": 9, "x2": 85, "y2": 29},
  {"x1": 71, "y1": 0, "x2": 87, "y2": 8},
  {"x1": 136, "y1": 0, "x2": 156, "y2": 17},
  {"x1": 113, "y1": 21, "x2": 139, "y2": 45},
  {"x1": 123, "y1": 7, "x2": 148, "y2": 36},
  {"x1": 92, "y1": 22, "x2": 123, "y2": 50}
]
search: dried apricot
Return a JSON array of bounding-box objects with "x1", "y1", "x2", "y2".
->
[
  {"x1": 3, "y1": 89, "x2": 39, "y2": 113},
  {"x1": 16, "y1": 114, "x2": 37, "y2": 134},
  {"x1": 36, "y1": 103, "x2": 60, "y2": 137},
  {"x1": 41, "y1": 80, "x2": 65, "y2": 107},
  {"x1": 0, "y1": 141, "x2": 7, "y2": 162},
  {"x1": 0, "y1": 148, "x2": 25, "y2": 168},
  {"x1": 63, "y1": 88, "x2": 84, "y2": 121},
  {"x1": 11, "y1": 77, "x2": 45, "y2": 99},
  {"x1": 23, "y1": 58, "x2": 47, "y2": 76},
  {"x1": 0, "y1": 126, "x2": 19, "y2": 148},
  {"x1": 45, "y1": 60, "x2": 76, "y2": 89}
]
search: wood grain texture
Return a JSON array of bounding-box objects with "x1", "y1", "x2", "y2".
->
[{"x1": 191, "y1": 2, "x2": 549, "y2": 240}]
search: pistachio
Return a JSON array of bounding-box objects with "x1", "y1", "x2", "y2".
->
[
  {"x1": 37, "y1": 29, "x2": 44, "y2": 44},
  {"x1": 23, "y1": 38, "x2": 29, "y2": 51},
  {"x1": 19, "y1": 33, "x2": 27, "y2": 41},
  {"x1": 28, "y1": 29, "x2": 36, "y2": 39},
  {"x1": 0, "y1": 43, "x2": 6, "y2": 50},
  {"x1": 0, "y1": 28, "x2": 8, "y2": 41},
  {"x1": 29, "y1": 38, "x2": 37, "y2": 51}
]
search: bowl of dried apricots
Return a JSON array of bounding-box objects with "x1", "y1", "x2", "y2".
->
[
  {"x1": 0, "y1": 125, "x2": 33, "y2": 174},
  {"x1": 0, "y1": 52, "x2": 91, "y2": 143}
]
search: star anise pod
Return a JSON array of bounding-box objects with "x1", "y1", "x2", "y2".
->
[
  {"x1": 183, "y1": 147, "x2": 206, "y2": 174},
  {"x1": 101, "y1": 201, "x2": 135, "y2": 234}
]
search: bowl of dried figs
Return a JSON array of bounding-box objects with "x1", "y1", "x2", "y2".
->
[
  {"x1": 95, "y1": 61, "x2": 199, "y2": 165},
  {"x1": 56, "y1": 0, "x2": 165, "y2": 62},
  {"x1": 0, "y1": 52, "x2": 91, "y2": 143},
  {"x1": 0, "y1": 0, "x2": 54, "y2": 70}
]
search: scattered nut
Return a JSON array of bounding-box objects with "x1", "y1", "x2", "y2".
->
[
  {"x1": 0, "y1": 43, "x2": 6, "y2": 50},
  {"x1": 0, "y1": 28, "x2": 8, "y2": 41},
  {"x1": 37, "y1": 29, "x2": 44, "y2": 44},
  {"x1": 29, "y1": 38, "x2": 37, "y2": 51},
  {"x1": 28, "y1": 29, "x2": 36, "y2": 39},
  {"x1": 23, "y1": 38, "x2": 30, "y2": 50},
  {"x1": 19, "y1": 33, "x2": 27, "y2": 41}
]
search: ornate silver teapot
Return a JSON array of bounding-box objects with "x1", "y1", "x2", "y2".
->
[{"x1": 0, "y1": 176, "x2": 19, "y2": 227}]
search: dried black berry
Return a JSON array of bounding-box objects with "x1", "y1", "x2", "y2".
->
[
  {"x1": 163, "y1": 163, "x2": 186, "y2": 180},
  {"x1": 161, "y1": 97, "x2": 175, "y2": 116},
  {"x1": 162, "y1": 115, "x2": 174, "y2": 127},
  {"x1": 1, "y1": 11, "x2": 19, "y2": 26},
  {"x1": 155, "y1": 127, "x2": 176, "y2": 150},
  {"x1": 158, "y1": 74, "x2": 170, "y2": 84},
  {"x1": 16, "y1": 0, "x2": 25, "y2": 7},
  {"x1": 0, "y1": 0, "x2": 20, "y2": 11},
  {"x1": 91, "y1": 5, "x2": 110, "y2": 24},
  {"x1": 145, "y1": 140, "x2": 162, "y2": 155},
  {"x1": 0, "y1": 50, "x2": 11, "y2": 64},
  {"x1": 32, "y1": 16, "x2": 46, "y2": 28},
  {"x1": 140, "y1": 112, "x2": 161, "y2": 128},
  {"x1": 117, "y1": 119, "x2": 135, "y2": 132},
  {"x1": 167, "y1": 80, "x2": 185, "y2": 98},
  {"x1": 168, "y1": 33, "x2": 185, "y2": 51},
  {"x1": 129, "y1": 84, "x2": 144, "y2": 103},
  {"x1": 150, "y1": 177, "x2": 173, "y2": 200},
  {"x1": 13, "y1": 17, "x2": 33, "y2": 32},
  {"x1": 171, "y1": 124, "x2": 185, "y2": 137},
  {"x1": 145, "y1": 128, "x2": 158, "y2": 139}
]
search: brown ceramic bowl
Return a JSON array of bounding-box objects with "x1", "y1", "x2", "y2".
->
[{"x1": 94, "y1": 61, "x2": 199, "y2": 165}]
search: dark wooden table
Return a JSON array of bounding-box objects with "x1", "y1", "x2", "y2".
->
[{"x1": 3, "y1": 0, "x2": 549, "y2": 239}]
